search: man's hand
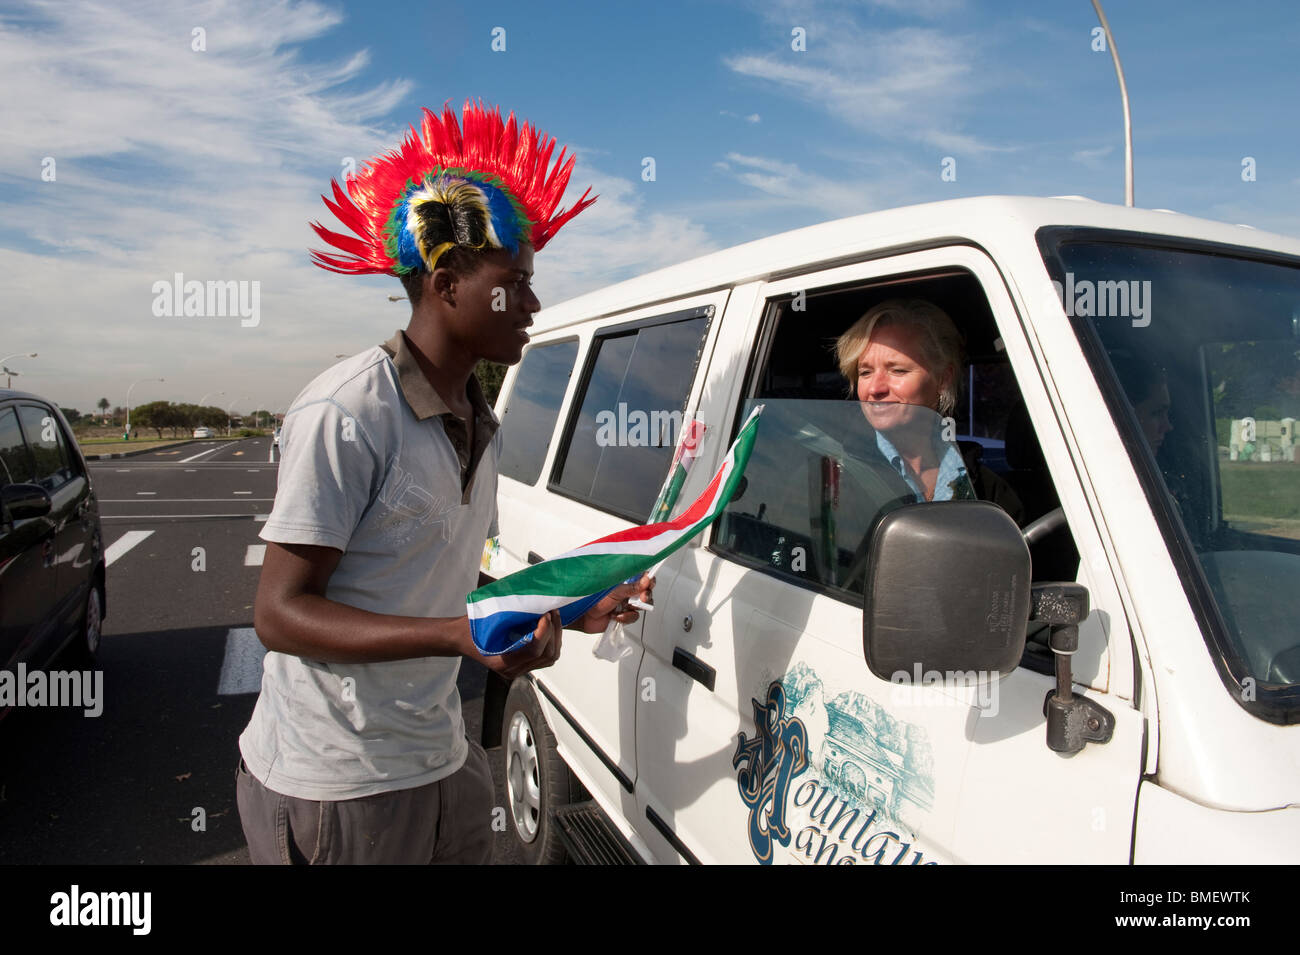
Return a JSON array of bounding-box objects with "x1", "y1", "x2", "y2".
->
[
  {"x1": 462, "y1": 609, "x2": 564, "y2": 681},
  {"x1": 571, "y1": 572, "x2": 656, "y2": 634}
]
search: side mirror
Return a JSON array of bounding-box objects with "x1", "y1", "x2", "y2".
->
[
  {"x1": 862, "y1": 501, "x2": 1030, "y2": 680},
  {"x1": 2, "y1": 483, "x2": 53, "y2": 521}
]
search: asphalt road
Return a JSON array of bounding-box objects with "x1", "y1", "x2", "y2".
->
[{"x1": 0, "y1": 437, "x2": 525, "y2": 865}]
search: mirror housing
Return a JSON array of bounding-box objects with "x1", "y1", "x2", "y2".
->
[{"x1": 862, "y1": 501, "x2": 1031, "y2": 681}]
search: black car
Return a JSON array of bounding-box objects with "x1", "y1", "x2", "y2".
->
[{"x1": 0, "y1": 390, "x2": 105, "y2": 684}]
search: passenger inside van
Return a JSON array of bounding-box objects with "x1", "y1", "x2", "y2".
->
[
  {"x1": 717, "y1": 274, "x2": 1077, "y2": 608},
  {"x1": 1109, "y1": 351, "x2": 1173, "y2": 456},
  {"x1": 833, "y1": 298, "x2": 1025, "y2": 522}
]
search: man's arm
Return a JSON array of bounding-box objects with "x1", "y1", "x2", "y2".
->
[{"x1": 253, "y1": 540, "x2": 562, "y2": 678}]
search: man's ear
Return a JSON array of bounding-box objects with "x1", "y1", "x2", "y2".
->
[{"x1": 429, "y1": 267, "x2": 455, "y2": 303}]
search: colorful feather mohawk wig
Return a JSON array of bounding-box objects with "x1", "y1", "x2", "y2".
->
[{"x1": 310, "y1": 101, "x2": 596, "y2": 276}]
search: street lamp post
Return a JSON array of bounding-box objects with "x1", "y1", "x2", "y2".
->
[
  {"x1": 126, "y1": 377, "x2": 165, "y2": 438},
  {"x1": 1091, "y1": 0, "x2": 1134, "y2": 207},
  {"x1": 0, "y1": 352, "x2": 37, "y2": 389}
]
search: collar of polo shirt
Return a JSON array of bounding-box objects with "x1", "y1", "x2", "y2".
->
[{"x1": 380, "y1": 329, "x2": 499, "y2": 427}]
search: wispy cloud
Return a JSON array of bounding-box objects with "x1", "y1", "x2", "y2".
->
[
  {"x1": 538, "y1": 167, "x2": 719, "y2": 300},
  {"x1": 712, "y1": 152, "x2": 878, "y2": 217},
  {"x1": 1071, "y1": 145, "x2": 1115, "y2": 169},
  {"x1": 725, "y1": 1, "x2": 1004, "y2": 154},
  {"x1": 0, "y1": 0, "x2": 719, "y2": 410}
]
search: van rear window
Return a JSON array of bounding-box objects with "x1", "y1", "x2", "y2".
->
[
  {"x1": 498, "y1": 339, "x2": 579, "y2": 485},
  {"x1": 552, "y1": 311, "x2": 710, "y2": 521}
]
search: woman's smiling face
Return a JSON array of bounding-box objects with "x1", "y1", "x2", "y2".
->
[{"x1": 855, "y1": 323, "x2": 950, "y2": 433}]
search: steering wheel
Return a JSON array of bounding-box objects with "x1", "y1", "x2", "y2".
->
[{"x1": 1022, "y1": 506, "x2": 1066, "y2": 547}]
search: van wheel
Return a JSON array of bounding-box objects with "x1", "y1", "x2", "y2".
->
[{"x1": 502, "y1": 678, "x2": 574, "y2": 865}]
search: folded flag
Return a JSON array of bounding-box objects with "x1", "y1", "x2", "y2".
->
[
  {"x1": 467, "y1": 405, "x2": 764, "y2": 654},
  {"x1": 650, "y1": 416, "x2": 708, "y2": 523}
]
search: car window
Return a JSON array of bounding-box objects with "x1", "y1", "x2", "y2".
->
[
  {"x1": 498, "y1": 339, "x2": 579, "y2": 486},
  {"x1": 1046, "y1": 236, "x2": 1300, "y2": 712},
  {"x1": 16, "y1": 404, "x2": 76, "y2": 492},
  {"x1": 715, "y1": 397, "x2": 921, "y2": 596},
  {"x1": 0, "y1": 406, "x2": 34, "y2": 486},
  {"x1": 552, "y1": 309, "x2": 711, "y2": 521},
  {"x1": 715, "y1": 269, "x2": 1079, "y2": 604}
]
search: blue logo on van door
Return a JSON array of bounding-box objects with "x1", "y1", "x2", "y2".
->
[
  {"x1": 735, "y1": 666, "x2": 939, "y2": 864},
  {"x1": 732, "y1": 681, "x2": 809, "y2": 865}
]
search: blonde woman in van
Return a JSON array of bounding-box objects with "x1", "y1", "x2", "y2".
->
[{"x1": 835, "y1": 298, "x2": 1024, "y2": 522}]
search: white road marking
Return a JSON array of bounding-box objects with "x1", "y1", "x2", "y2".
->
[
  {"x1": 244, "y1": 544, "x2": 266, "y2": 566},
  {"x1": 234, "y1": 491, "x2": 252, "y2": 495},
  {"x1": 179, "y1": 445, "x2": 225, "y2": 463},
  {"x1": 246, "y1": 469, "x2": 260, "y2": 472},
  {"x1": 100, "y1": 498, "x2": 275, "y2": 502},
  {"x1": 104, "y1": 530, "x2": 153, "y2": 566},
  {"x1": 217, "y1": 627, "x2": 267, "y2": 695},
  {"x1": 184, "y1": 469, "x2": 197, "y2": 472},
  {"x1": 136, "y1": 491, "x2": 156, "y2": 496},
  {"x1": 116, "y1": 469, "x2": 131, "y2": 472}
]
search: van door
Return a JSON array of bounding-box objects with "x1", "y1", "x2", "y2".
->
[
  {"x1": 494, "y1": 291, "x2": 728, "y2": 825},
  {"x1": 634, "y1": 247, "x2": 1146, "y2": 864}
]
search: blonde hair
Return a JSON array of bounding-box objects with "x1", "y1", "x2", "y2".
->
[{"x1": 835, "y1": 298, "x2": 964, "y2": 417}]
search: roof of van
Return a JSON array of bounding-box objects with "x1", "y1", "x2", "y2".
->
[
  {"x1": 0, "y1": 388, "x2": 55, "y2": 404},
  {"x1": 533, "y1": 195, "x2": 1300, "y2": 331}
]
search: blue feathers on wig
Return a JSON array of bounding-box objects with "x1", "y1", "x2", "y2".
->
[{"x1": 387, "y1": 171, "x2": 531, "y2": 274}]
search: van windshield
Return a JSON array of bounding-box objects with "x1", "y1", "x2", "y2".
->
[{"x1": 1041, "y1": 234, "x2": 1300, "y2": 721}]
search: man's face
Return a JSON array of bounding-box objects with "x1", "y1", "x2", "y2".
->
[
  {"x1": 1133, "y1": 381, "x2": 1172, "y2": 453},
  {"x1": 441, "y1": 244, "x2": 541, "y2": 365}
]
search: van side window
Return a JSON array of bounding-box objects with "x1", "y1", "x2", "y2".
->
[
  {"x1": 552, "y1": 309, "x2": 711, "y2": 521},
  {"x1": 715, "y1": 270, "x2": 1079, "y2": 607},
  {"x1": 498, "y1": 339, "x2": 579, "y2": 485},
  {"x1": 16, "y1": 405, "x2": 75, "y2": 492}
]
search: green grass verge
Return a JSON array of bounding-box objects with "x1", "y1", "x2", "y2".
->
[{"x1": 1220, "y1": 461, "x2": 1300, "y2": 520}]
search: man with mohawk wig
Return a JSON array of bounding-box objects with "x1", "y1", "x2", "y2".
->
[{"x1": 236, "y1": 102, "x2": 653, "y2": 864}]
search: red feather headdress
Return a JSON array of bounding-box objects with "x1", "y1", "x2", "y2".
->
[{"x1": 310, "y1": 102, "x2": 596, "y2": 276}]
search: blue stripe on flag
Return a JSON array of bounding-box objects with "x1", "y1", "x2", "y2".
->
[{"x1": 472, "y1": 586, "x2": 614, "y2": 655}]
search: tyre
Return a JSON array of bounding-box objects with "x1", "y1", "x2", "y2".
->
[
  {"x1": 502, "y1": 678, "x2": 577, "y2": 864},
  {"x1": 67, "y1": 579, "x2": 103, "y2": 668}
]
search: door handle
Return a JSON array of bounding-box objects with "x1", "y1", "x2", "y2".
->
[{"x1": 672, "y1": 647, "x2": 716, "y2": 692}]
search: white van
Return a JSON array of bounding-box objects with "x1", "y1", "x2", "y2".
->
[{"x1": 478, "y1": 196, "x2": 1300, "y2": 865}]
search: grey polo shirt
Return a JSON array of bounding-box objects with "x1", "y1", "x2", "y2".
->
[{"x1": 238, "y1": 329, "x2": 501, "y2": 800}]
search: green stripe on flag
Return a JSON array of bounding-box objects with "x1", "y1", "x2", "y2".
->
[{"x1": 468, "y1": 405, "x2": 763, "y2": 607}]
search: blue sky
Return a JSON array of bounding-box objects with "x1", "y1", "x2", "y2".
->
[{"x1": 1, "y1": 0, "x2": 1298, "y2": 416}]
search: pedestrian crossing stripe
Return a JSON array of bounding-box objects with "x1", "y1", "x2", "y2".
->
[
  {"x1": 105, "y1": 530, "x2": 153, "y2": 566},
  {"x1": 217, "y1": 628, "x2": 266, "y2": 695}
]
